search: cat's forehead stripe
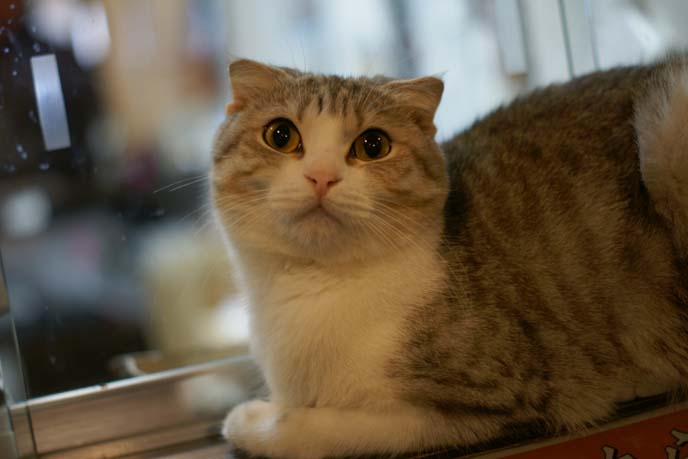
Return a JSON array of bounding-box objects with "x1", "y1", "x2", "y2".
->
[{"x1": 292, "y1": 76, "x2": 373, "y2": 127}]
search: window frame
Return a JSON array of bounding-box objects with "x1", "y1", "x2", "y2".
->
[{"x1": 8, "y1": 356, "x2": 260, "y2": 458}]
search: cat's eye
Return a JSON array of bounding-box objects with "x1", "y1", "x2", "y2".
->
[
  {"x1": 263, "y1": 119, "x2": 302, "y2": 153},
  {"x1": 351, "y1": 129, "x2": 391, "y2": 161}
]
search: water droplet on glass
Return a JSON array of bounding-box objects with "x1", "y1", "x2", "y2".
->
[
  {"x1": 71, "y1": 157, "x2": 81, "y2": 167},
  {"x1": 32, "y1": 43, "x2": 40, "y2": 53},
  {"x1": 2, "y1": 47, "x2": 10, "y2": 54},
  {"x1": 17, "y1": 145, "x2": 28, "y2": 160},
  {"x1": 9, "y1": 4, "x2": 16, "y2": 10},
  {"x1": 11, "y1": 70, "x2": 17, "y2": 77},
  {"x1": 39, "y1": 162, "x2": 50, "y2": 171},
  {"x1": 151, "y1": 208, "x2": 166, "y2": 217},
  {"x1": 4, "y1": 164, "x2": 16, "y2": 173},
  {"x1": 49, "y1": 356, "x2": 56, "y2": 365},
  {"x1": 28, "y1": 110, "x2": 37, "y2": 123}
]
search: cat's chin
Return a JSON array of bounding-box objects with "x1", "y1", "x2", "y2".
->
[
  {"x1": 280, "y1": 211, "x2": 349, "y2": 253},
  {"x1": 223, "y1": 216, "x2": 367, "y2": 264},
  {"x1": 264, "y1": 211, "x2": 383, "y2": 263}
]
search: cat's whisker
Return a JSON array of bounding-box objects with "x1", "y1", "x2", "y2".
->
[
  {"x1": 371, "y1": 220, "x2": 411, "y2": 254},
  {"x1": 373, "y1": 192, "x2": 446, "y2": 211},
  {"x1": 210, "y1": 198, "x2": 266, "y2": 214},
  {"x1": 269, "y1": 196, "x2": 311, "y2": 206},
  {"x1": 350, "y1": 207, "x2": 418, "y2": 249},
  {"x1": 356, "y1": 218, "x2": 398, "y2": 253},
  {"x1": 167, "y1": 177, "x2": 209, "y2": 193},
  {"x1": 373, "y1": 202, "x2": 444, "y2": 240},
  {"x1": 223, "y1": 204, "x2": 274, "y2": 231},
  {"x1": 327, "y1": 202, "x2": 372, "y2": 219},
  {"x1": 191, "y1": 217, "x2": 218, "y2": 239},
  {"x1": 366, "y1": 213, "x2": 428, "y2": 255},
  {"x1": 371, "y1": 202, "x2": 429, "y2": 235},
  {"x1": 178, "y1": 202, "x2": 215, "y2": 225},
  {"x1": 367, "y1": 209, "x2": 453, "y2": 267},
  {"x1": 154, "y1": 174, "x2": 208, "y2": 194},
  {"x1": 374, "y1": 208, "x2": 466, "y2": 280},
  {"x1": 213, "y1": 192, "x2": 272, "y2": 211}
]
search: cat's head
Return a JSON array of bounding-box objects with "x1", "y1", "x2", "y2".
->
[{"x1": 211, "y1": 59, "x2": 448, "y2": 263}]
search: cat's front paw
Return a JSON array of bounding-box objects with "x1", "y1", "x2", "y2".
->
[
  {"x1": 223, "y1": 400, "x2": 324, "y2": 459},
  {"x1": 223, "y1": 400, "x2": 280, "y2": 453}
]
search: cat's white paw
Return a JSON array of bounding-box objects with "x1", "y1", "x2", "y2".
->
[
  {"x1": 222, "y1": 400, "x2": 280, "y2": 453},
  {"x1": 222, "y1": 400, "x2": 328, "y2": 459}
]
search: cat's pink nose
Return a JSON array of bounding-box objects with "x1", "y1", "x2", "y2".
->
[{"x1": 304, "y1": 170, "x2": 340, "y2": 199}]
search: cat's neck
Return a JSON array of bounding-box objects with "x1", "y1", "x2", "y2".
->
[{"x1": 233, "y1": 238, "x2": 446, "y2": 306}]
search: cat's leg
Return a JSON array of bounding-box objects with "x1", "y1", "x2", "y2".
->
[
  {"x1": 634, "y1": 377, "x2": 679, "y2": 399},
  {"x1": 615, "y1": 371, "x2": 680, "y2": 401},
  {"x1": 223, "y1": 399, "x2": 500, "y2": 459},
  {"x1": 636, "y1": 57, "x2": 688, "y2": 255}
]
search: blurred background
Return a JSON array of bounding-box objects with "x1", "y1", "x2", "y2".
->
[{"x1": 1, "y1": 0, "x2": 688, "y2": 400}]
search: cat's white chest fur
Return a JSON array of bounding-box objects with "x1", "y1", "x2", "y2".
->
[{"x1": 240, "y1": 245, "x2": 445, "y2": 409}]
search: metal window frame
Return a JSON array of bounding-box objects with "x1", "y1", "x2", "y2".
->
[
  {"x1": 1, "y1": 252, "x2": 37, "y2": 458},
  {"x1": 558, "y1": 0, "x2": 599, "y2": 77},
  {"x1": 8, "y1": 355, "x2": 261, "y2": 459}
]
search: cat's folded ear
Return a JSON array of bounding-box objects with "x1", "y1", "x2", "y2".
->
[
  {"x1": 383, "y1": 77, "x2": 444, "y2": 134},
  {"x1": 226, "y1": 59, "x2": 295, "y2": 115}
]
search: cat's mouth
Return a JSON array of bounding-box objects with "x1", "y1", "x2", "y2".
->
[{"x1": 295, "y1": 204, "x2": 343, "y2": 226}]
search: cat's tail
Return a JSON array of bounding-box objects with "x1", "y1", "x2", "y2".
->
[{"x1": 635, "y1": 55, "x2": 688, "y2": 256}]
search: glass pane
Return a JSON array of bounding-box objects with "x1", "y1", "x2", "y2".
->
[{"x1": 0, "y1": 254, "x2": 36, "y2": 458}]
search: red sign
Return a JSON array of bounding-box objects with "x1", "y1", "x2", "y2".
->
[{"x1": 501, "y1": 408, "x2": 688, "y2": 459}]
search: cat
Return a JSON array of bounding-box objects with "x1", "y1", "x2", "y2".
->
[{"x1": 210, "y1": 55, "x2": 688, "y2": 459}]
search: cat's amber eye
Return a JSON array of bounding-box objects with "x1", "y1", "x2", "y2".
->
[
  {"x1": 351, "y1": 129, "x2": 391, "y2": 161},
  {"x1": 263, "y1": 119, "x2": 302, "y2": 153}
]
